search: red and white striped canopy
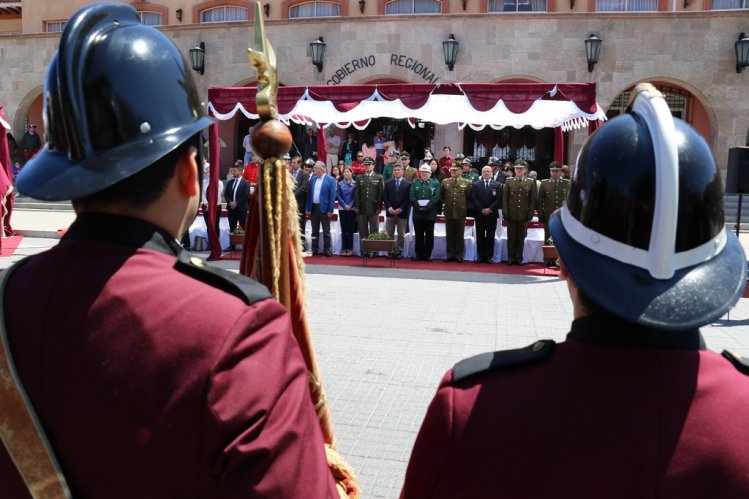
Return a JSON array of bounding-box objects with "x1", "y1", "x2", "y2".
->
[{"x1": 208, "y1": 82, "x2": 606, "y2": 132}]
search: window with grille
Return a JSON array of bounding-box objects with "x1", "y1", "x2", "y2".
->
[
  {"x1": 289, "y1": 2, "x2": 341, "y2": 17},
  {"x1": 488, "y1": 0, "x2": 547, "y2": 12},
  {"x1": 606, "y1": 86, "x2": 692, "y2": 121},
  {"x1": 385, "y1": 0, "x2": 441, "y2": 15},
  {"x1": 200, "y1": 6, "x2": 249, "y2": 23},
  {"x1": 595, "y1": 0, "x2": 657, "y2": 11},
  {"x1": 712, "y1": 0, "x2": 748, "y2": 8},
  {"x1": 138, "y1": 11, "x2": 163, "y2": 26},
  {"x1": 45, "y1": 20, "x2": 67, "y2": 32}
]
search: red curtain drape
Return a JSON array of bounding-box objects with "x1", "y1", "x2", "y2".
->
[
  {"x1": 554, "y1": 127, "x2": 564, "y2": 164},
  {"x1": 207, "y1": 122, "x2": 222, "y2": 260},
  {"x1": 0, "y1": 106, "x2": 15, "y2": 237}
]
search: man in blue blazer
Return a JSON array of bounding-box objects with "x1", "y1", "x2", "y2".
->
[{"x1": 305, "y1": 161, "x2": 337, "y2": 256}]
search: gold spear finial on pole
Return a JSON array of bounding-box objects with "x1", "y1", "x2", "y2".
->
[{"x1": 248, "y1": 2, "x2": 278, "y2": 119}]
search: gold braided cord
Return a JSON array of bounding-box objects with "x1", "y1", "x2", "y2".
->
[{"x1": 262, "y1": 160, "x2": 279, "y2": 300}]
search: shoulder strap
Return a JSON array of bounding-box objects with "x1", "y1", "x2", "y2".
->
[
  {"x1": 0, "y1": 258, "x2": 72, "y2": 499},
  {"x1": 452, "y1": 340, "x2": 556, "y2": 384},
  {"x1": 722, "y1": 350, "x2": 749, "y2": 376}
]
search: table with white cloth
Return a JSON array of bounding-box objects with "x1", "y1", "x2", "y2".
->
[{"x1": 191, "y1": 207, "x2": 544, "y2": 262}]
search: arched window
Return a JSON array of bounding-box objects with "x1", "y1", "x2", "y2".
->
[
  {"x1": 138, "y1": 10, "x2": 164, "y2": 25},
  {"x1": 488, "y1": 0, "x2": 547, "y2": 12},
  {"x1": 712, "y1": 0, "x2": 748, "y2": 8},
  {"x1": 596, "y1": 0, "x2": 656, "y2": 11},
  {"x1": 290, "y1": 1, "x2": 341, "y2": 18},
  {"x1": 385, "y1": 0, "x2": 441, "y2": 15},
  {"x1": 607, "y1": 85, "x2": 693, "y2": 121},
  {"x1": 200, "y1": 5, "x2": 249, "y2": 23}
]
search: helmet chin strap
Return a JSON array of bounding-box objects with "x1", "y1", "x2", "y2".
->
[{"x1": 630, "y1": 84, "x2": 680, "y2": 279}]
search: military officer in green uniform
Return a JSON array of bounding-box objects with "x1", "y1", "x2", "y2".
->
[
  {"x1": 410, "y1": 164, "x2": 441, "y2": 261},
  {"x1": 538, "y1": 161, "x2": 570, "y2": 245},
  {"x1": 502, "y1": 159, "x2": 537, "y2": 265},
  {"x1": 460, "y1": 158, "x2": 480, "y2": 218},
  {"x1": 401, "y1": 152, "x2": 419, "y2": 182},
  {"x1": 441, "y1": 162, "x2": 472, "y2": 262},
  {"x1": 354, "y1": 156, "x2": 384, "y2": 255}
]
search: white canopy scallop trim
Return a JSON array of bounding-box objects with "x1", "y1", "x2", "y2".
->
[{"x1": 208, "y1": 87, "x2": 606, "y2": 131}]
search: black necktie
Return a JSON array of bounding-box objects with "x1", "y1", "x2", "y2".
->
[{"x1": 485, "y1": 181, "x2": 489, "y2": 190}]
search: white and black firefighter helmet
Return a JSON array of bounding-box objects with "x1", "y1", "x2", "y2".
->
[
  {"x1": 549, "y1": 83, "x2": 746, "y2": 330},
  {"x1": 17, "y1": 2, "x2": 213, "y2": 201}
]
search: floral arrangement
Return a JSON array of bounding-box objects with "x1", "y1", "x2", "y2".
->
[
  {"x1": 232, "y1": 228, "x2": 246, "y2": 235},
  {"x1": 367, "y1": 232, "x2": 393, "y2": 240}
]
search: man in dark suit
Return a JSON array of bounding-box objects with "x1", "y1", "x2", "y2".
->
[
  {"x1": 223, "y1": 160, "x2": 251, "y2": 245},
  {"x1": 471, "y1": 165, "x2": 502, "y2": 263},
  {"x1": 1, "y1": 5, "x2": 337, "y2": 498},
  {"x1": 289, "y1": 155, "x2": 310, "y2": 251},
  {"x1": 305, "y1": 161, "x2": 337, "y2": 256},
  {"x1": 383, "y1": 162, "x2": 411, "y2": 258}
]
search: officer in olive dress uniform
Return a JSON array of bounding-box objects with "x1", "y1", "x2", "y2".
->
[
  {"x1": 354, "y1": 156, "x2": 384, "y2": 252},
  {"x1": 410, "y1": 164, "x2": 441, "y2": 261},
  {"x1": 441, "y1": 161, "x2": 472, "y2": 262},
  {"x1": 0, "y1": 5, "x2": 337, "y2": 498},
  {"x1": 502, "y1": 159, "x2": 537, "y2": 265},
  {"x1": 460, "y1": 158, "x2": 480, "y2": 218},
  {"x1": 402, "y1": 85, "x2": 749, "y2": 499},
  {"x1": 401, "y1": 151, "x2": 420, "y2": 182},
  {"x1": 538, "y1": 161, "x2": 569, "y2": 244}
]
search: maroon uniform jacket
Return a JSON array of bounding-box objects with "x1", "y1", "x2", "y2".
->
[
  {"x1": 401, "y1": 314, "x2": 749, "y2": 499},
  {"x1": 0, "y1": 213, "x2": 337, "y2": 498}
]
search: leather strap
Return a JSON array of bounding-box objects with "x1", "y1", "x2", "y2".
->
[{"x1": 0, "y1": 258, "x2": 72, "y2": 499}]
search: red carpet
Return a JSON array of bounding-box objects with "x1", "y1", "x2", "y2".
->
[
  {"x1": 220, "y1": 251, "x2": 560, "y2": 276},
  {"x1": 1, "y1": 235, "x2": 23, "y2": 256}
]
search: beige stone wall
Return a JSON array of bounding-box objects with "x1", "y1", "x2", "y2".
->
[
  {"x1": 2, "y1": 11, "x2": 748, "y2": 175},
  {"x1": 0, "y1": 18, "x2": 22, "y2": 33}
]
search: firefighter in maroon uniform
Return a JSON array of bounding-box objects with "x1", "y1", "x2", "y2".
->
[
  {"x1": 401, "y1": 84, "x2": 749, "y2": 499},
  {"x1": 0, "y1": 4, "x2": 337, "y2": 498}
]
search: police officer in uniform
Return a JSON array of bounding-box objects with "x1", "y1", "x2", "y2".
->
[
  {"x1": 0, "y1": 5, "x2": 337, "y2": 498},
  {"x1": 410, "y1": 164, "x2": 441, "y2": 261},
  {"x1": 537, "y1": 161, "x2": 569, "y2": 262},
  {"x1": 502, "y1": 159, "x2": 537, "y2": 265},
  {"x1": 441, "y1": 161, "x2": 472, "y2": 262},
  {"x1": 401, "y1": 85, "x2": 749, "y2": 499}
]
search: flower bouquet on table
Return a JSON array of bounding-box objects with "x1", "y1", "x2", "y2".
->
[{"x1": 229, "y1": 228, "x2": 245, "y2": 247}]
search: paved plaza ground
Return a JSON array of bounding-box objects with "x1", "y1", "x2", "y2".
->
[{"x1": 4, "y1": 213, "x2": 749, "y2": 497}]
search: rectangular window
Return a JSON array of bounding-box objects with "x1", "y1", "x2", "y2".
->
[
  {"x1": 488, "y1": 0, "x2": 547, "y2": 11},
  {"x1": 290, "y1": 2, "x2": 341, "y2": 18},
  {"x1": 200, "y1": 6, "x2": 249, "y2": 23},
  {"x1": 712, "y1": 0, "x2": 748, "y2": 8},
  {"x1": 385, "y1": 0, "x2": 442, "y2": 15},
  {"x1": 45, "y1": 21, "x2": 67, "y2": 33},
  {"x1": 595, "y1": 0, "x2": 657, "y2": 10},
  {"x1": 138, "y1": 11, "x2": 163, "y2": 26}
]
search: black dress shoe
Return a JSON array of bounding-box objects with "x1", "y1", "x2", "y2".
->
[
  {"x1": 411, "y1": 256, "x2": 421, "y2": 261},
  {"x1": 312, "y1": 251, "x2": 319, "y2": 256},
  {"x1": 324, "y1": 250, "x2": 332, "y2": 257},
  {"x1": 456, "y1": 258, "x2": 463, "y2": 263},
  {"x1": 445, "y1": 257, "x2": 454, "y2": 262},
  {"x1": 425, "y1": 257, "x2": 433, "y2": 262}
]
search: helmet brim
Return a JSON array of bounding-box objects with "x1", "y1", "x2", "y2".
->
[
  {"x1": 549, "y1": 209, "x2": 747, "y2": 330},
  {"x1": 17, "y1": 116, "x2": 213, "y2": 201}
]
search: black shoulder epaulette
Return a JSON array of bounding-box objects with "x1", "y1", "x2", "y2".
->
[
  {"x1": 174, "y1": 252, "x2": 271, "y2": 306},
  {"x1": 452, "y1": 340, "x2": 556, "y2": 384},
  {"x1": 722, "y1": 350, "x2": 749, "y2": 376}
]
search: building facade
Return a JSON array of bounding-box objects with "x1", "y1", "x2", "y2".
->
[{"x1": 1, "y1": 0, "x2": 747, "y2": 175}]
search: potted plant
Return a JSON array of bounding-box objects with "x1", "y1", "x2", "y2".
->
[
  {"x1": 542, "y1": 237, "x2": 558, "y2": 268},
  {"x1": 229, "y1": 228, "x2": 245, "y2": 247},
  {"x1": 360, "y1": 232, "x2": 396, "y2": 254}
]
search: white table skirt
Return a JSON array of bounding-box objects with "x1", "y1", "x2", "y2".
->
[{"x1": 191, "y1": 210, "x2": 543, "y2": 262}]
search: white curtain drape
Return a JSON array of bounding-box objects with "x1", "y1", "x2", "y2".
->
[
  {"x1": 290, "y1": 2, "x2": 341, "y2": 18},
  {"x1": 385, "y1": 0, "x2": 441, "y2": 14},
  {"x1": 200, "y1": 6, "x2": 248, "y2": 23}
]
